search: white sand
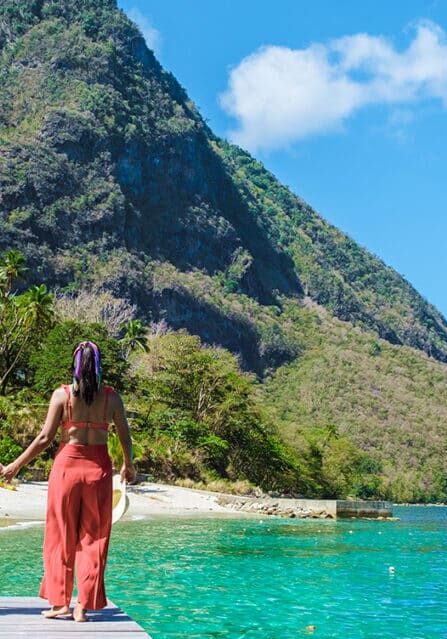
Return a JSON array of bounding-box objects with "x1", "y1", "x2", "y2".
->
[{"x1": 0, "y1": 479, "x2": 242, "y2": 525}]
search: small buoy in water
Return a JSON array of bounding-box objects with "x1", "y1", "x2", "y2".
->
[
  {"x1": 349, "y1": 530, "x2": 353, "y2": 534},
  {"x1": 259, "y1": 520, "x2": 263, "y2": 524},
  {"x1": 305, "y1": 625, "x2": 316, "y2": 634},
  {"x1": 389, "y1": 566, "x2": 395, "y2": 574}
]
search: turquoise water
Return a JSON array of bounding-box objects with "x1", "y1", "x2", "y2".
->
[{"x1": 0, "y1": 507, "x2": 446, "y2": 638}]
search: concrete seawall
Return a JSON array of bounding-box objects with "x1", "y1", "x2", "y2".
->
[
  {"x1": 216, "y1": 494, "x2": 393, "y2": 519},
  {"x1": 336, "y1": 499, "x2": 392, "y2": 518}
]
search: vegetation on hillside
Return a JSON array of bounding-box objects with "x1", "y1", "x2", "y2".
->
[
  {"x1": 216, "y1": 140, "x2": 447, "y2": 361},
  {"x1": 0, "y1": 2, "x2": 446, "y2": 502},
  {"x1": 0, "y1": 250, "x2": 386, "y2": 499},
  {"x1": 1, "y1": 251, "x2": 446, "y2": 502},
  {"x1": 260, "y1": 299, "x2": 447, "y2": 503},
  {"x1": 0, "y1": 0, "x2": 446, "y2": 372}
]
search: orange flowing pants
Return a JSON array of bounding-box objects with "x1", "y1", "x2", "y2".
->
[{"x1": 38, "y1": 442, "x2": 113, "y2": 609}]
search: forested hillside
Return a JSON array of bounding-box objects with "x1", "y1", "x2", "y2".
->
[
  {"x1": 0, "y1": 0, "x2": 446, "y2": 501},
  {"x1": 1, "y1": 0, "x2": 446, "y2": 369}
]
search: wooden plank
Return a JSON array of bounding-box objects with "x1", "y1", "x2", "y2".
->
[
  {"x1": 0, "y1": 597, "x2": 151, "y2": 637},
  {"x1": 0, "y1": 623, "x2": 147, "y2": 631},
  {"x1": 0, "y1": 622, "x2": 149, "y2": 639}
]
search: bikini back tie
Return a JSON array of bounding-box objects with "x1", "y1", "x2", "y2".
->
[{"x1": 60, "y1": 384, "x2": 112, "y2": 431}]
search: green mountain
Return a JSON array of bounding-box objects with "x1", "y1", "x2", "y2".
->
[{"x1": 1, "y1": 0, "x2": 446, "y2": 499}]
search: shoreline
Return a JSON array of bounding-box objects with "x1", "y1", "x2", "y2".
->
[
  {"x1": 0, "y1": 479, "x2": 398, "y2": 527},
  {"x1": 0, "y1": 479, "x2": 259, "y2": 526}
]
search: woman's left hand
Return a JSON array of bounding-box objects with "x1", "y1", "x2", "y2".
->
[{"x1": 0, "y1": 462, "x2": 19, "y2": 483}]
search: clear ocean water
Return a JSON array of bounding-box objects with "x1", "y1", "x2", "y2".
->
[{"x1": 0, "y1": 506, "x2": 446, "y2": 639}]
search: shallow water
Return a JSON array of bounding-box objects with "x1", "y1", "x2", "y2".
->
[{"x1": 0, "y1": 507, "x2": 446, "y2": 638}]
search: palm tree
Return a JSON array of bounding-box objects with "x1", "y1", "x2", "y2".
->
[
  {"x1": 0, "y1": 249, "x2": 28, "y2": 294},
  {"x1": 120, "y1": 319, "x2": 148, "y2": 359},
  {"x1": 18, "y1": 284, "x2": 55, "y2": 330},
  {"x1": 0, "y1": 285, "x2": 55, "y2": 393},
  {"x1": 107, "y1": 431, "x2": 144, "y2": 471}
]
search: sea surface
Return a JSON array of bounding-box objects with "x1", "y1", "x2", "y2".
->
[{"x1": 0, "y1": 506, "x2": 446, "y2": 638}]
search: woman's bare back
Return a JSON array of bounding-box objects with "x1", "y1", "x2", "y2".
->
[{"x1": 61, "y1": 383, "x2": 114, "y2": 446}]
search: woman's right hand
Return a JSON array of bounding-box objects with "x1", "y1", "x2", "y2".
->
[
  {"x1": 120, "y1": 463, "x2": 137, "y2": 484},
  {"x1": 0, "y1": 461, "x2": 19, "y2": 483}
]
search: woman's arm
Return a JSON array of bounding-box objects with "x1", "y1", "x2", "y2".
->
[
  {"x1": 112, "y1": 391, "x2": 137, "y2": 483},
  {"x1": 0, "y1": 388, "x2": 64, "y2": 483}
]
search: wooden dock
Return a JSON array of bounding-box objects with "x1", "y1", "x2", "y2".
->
[{"x1": 0, "y1": 597, "x2": 151, "y2": 638}]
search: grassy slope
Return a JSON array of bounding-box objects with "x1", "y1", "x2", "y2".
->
[{"x1": 259, "y1": 298, "x2": 447, "y2": 501}]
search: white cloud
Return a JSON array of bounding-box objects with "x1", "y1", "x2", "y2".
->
[
  {"x1": 219, "y1": 21, "x2": 447, "y2": 152},
  {"x1": 127, "y1": 8, "x2": 162, "y2": 55}
]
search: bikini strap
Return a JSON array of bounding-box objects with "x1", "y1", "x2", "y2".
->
[
  {"x1": 61, "y1": 384, "x2": 72, "y2": 421},
  {"x1": 103, "y1": 385, "x2": 112, "y2": 423}
]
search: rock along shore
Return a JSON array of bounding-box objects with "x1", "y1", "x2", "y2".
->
[
  {"x1": 216, "y1": 495, "x2": 394, "y2": 519},
  {"x1": 216, "y1": 494, "x2": 335, "y2": 519}
]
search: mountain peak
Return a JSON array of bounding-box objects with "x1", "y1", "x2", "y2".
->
[
  {"x1": 0, "y1": 1, "x2": 136, "y2": 51},
  {"x1": 1, "y1": 0, "x2": 446, "y2": 373}
]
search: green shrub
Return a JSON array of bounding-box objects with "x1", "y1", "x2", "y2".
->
[
  {"x1": 0, "y1": 434, "x2": 22, "y2": 464},
  {"x1": 28, "y1": 320, "x2": 129, "y2": 395}
]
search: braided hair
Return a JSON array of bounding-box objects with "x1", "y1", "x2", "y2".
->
[{"x1": 71, "y1": 340, "x2": 102, "y2": 406}]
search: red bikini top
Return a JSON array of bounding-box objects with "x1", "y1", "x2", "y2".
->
[{"x1": 61, "y1": 384, "x2": 112, "y2": 431}]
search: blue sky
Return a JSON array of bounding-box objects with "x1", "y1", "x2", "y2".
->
[{"x1": 118, "y1": 0, "x2": 447, "y2": 318}]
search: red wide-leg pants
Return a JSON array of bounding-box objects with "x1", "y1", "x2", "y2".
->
[{"x1": 38, "y1": 442, "x2": 113, "y2": 610}]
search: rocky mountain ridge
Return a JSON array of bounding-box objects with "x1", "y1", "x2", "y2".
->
[{"x1": 0, "y1": 0, "x2": 446, "y2": 375}]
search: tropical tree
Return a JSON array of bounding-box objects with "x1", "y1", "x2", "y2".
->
[
  {"x1": 18, "y1": 284, "x2": 54, "y2": 330},
  {"x1": 0, "y1": 249, "x2": 28, "y2": 295},
  {"x1": 0, "y1": 255, "x2": 55, "y2": 394},
  {"x1": 107, "y1": 431, "x2": 145, "y2": 471},
  {"x1": 120, "y1": 319, "x2": 148, "y2": 360},
  {"x1": 29, "y1": 320, "x2": 129, "y2": 395},
  {"x1": 130, "y1": 332, "x2": 312, "y2": 492},
  {"x1": 0, "y1": 295, "x2": 22, "y2": 393}
]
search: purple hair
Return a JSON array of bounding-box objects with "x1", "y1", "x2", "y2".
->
[{"x1": 72, "y1": 340, "x2": 102, "y2": 391}]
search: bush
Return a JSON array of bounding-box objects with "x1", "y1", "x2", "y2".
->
[
  {"x1": 129, "y1": 332, "x2": 311, "y2": 493},
  {"x1": 0, "y1": 433, "x2": 22, "y2": 464},
  {"x1": 28, "y1": 320, "x2": 129, "y2": 395}
]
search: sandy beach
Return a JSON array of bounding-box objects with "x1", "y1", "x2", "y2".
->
[
  {"x1": 0, "y1": 478, "x2": 245, "y2": 526},
  {"x1": 0, "y1": 479, "x2": 392, "y2": 528}
]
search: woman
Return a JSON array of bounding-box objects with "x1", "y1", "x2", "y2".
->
[{"x1": 0, "y1": 340, "x2": 136, "y2": 622}]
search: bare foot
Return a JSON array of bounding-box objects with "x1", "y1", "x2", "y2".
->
[
  {"x1": 73, "y1": 602, "x2": 88, "y2": 622},
  {"x1": 41, "y1": 604, "x2": 73, "y2": 619}
]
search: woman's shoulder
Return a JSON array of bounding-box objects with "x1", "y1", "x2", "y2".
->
[
  {"x1": 103, "y1": 385, "x2": 120, "y2": 412},
  {"x1": 50, "y1": 385, "x2": 69, "y2": 404},
  {"x1": 104, "y1": 384, "x2": 119, "y2": 401},
  {"x1": 59, "y1": 383, "x2": 71, "y2": 396}
]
